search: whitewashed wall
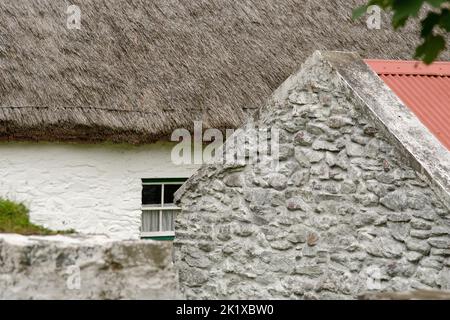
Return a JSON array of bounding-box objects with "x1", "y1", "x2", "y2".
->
[{"x1": 0, "y1": 141, "x2": 200, "y2": 239}]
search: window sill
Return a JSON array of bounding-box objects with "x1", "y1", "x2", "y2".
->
[
  {"x1": 140, "y1": 231, "x2": 175, "y2": 238},
  {"x1": 141, "y1": 206, "x2": 180, "y2": 211}
]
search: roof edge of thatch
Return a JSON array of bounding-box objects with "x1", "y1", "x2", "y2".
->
[{"x1": 0, "y1": 106, "x2": 245, "y2": 144}]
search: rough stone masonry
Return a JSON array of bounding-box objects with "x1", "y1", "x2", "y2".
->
[
  {"x1": 0, "y1": 234, "x2": 179, "y2": 299},
  {"x1": 174, "y1": 51, "x2": 450, "y2": 299}
]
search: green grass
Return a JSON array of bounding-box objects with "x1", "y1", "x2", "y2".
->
[{"x1": 0, "y1": 198, "x2": 75, "y2": 235}]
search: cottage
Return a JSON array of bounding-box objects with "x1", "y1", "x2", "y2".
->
[
  {"x1": 1, "y1": 0, "x2": 446, "y2": 240},
  {"x1": 174, "y1": 51, "x2": 450, "y2": 299}
]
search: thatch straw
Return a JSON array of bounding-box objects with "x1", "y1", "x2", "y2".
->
[{"x1": 1, "y1": 0, "x2": 447, "y2": 143}]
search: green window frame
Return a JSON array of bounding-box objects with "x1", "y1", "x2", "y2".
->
[{"x1": 140, "y1": 178, "x2": 187, "y2": 240}]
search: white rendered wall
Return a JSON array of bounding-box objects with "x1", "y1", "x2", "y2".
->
[{"x1": 0, "y1": 141, "x2": 200, "y2": 239}]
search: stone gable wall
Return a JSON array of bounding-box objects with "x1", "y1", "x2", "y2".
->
[{"x1": 175, "y1": 53, "x2": 450, "y2": 299}]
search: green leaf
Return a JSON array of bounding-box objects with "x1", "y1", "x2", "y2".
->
[
  {"x1": 439, "y1": 9, "x2": 450, "y2": 31},
  {"x1": 421, "y1": 12, "x2": 440, "y2": 37},
  {"x1": 415, "y1": 34, "x2": 446, "y2": 64},
  {"x1": 392, "y1": 0, "x2": 425, "y2": 28},
  {"x1": 352, "y1": 5, "x2": 370, "y2": 19},
  {"x1": 426, "y1": 0, "x2": 447, "y2": 7}
]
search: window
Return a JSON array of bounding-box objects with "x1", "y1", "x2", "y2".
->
[{"x1": 141, "y1": 178, "x2": 187, "y2": 240}]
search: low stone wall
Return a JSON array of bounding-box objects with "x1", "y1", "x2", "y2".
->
[
  {"x1": 359, "y1": 289, "x2": 450, "y2": 300},
  {"x1": 0, "y1": 234, "x2": 179, "y2": 299}
]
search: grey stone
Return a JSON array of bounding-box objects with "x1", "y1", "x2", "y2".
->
[
  {"x1": 428, "y1": 237, "x2": 450, "y2": 249},
  {"x1": 224, "y1": 173, "x2": 245, "y2": 188},
  {"x1": 293, "y1": 266, "x2": 323, "y2": 277},
  {"x1": 265, "y1": 257, "x2": 294, "y2": 274},
  {"x1": 211, "y1": 180, "x2": 225, "y2": 192},
  {"x1": 287, "y1": 232, "x2": 308, "y2": 244},
  {"x1": 270, "y1": 240, "x2": 293, "y2": 251},
  {"x1": 410, "y1": 230, "x2": 431, "y2": 239},
  {"x1": 286, "y1": 197, "x2": 310, "y2": 212},
  {"x1": 294, "y1": 131, "x2": 314, "y2": 146},
  {"x1": 346, "y1": 142, "x2": 365, "y2": 157},
  {"x1": 294, "y1": 147, "x2": 312, "y2": 167},
  {"x1": 351, "y1": 134, "x2": 370, "y2": 145},
  {"x1": 234, "y1": 224, "x2": 255, "y2": 237},
  {"x1": 420, "y1": 257, "x2": 443, "y2": 270},
  {"x1": 267, "y1": 173, "x2": 288, "y2": 191},
  {"x1": 222, "y1": 243, "x2": 240, "y2": 255},
  {"x1": 385, "y1": 260, "x2": 415, "y2": 278},
  {"x1": 341, "y1": 180, "x2": 357, "y2": 194},
  {"x1": 380, "y1": 191, "x2": 408, "y2": 211},
  {"x1": 327, "y1": 116, "x2": 354, "y2": 129},
  {"x1": 366, "y1": 180, "x2": 390, "y2": 197},
  {"x1": 388, "y1": 222, "x2": 410, "y2": 242},
  {"x1": 216, "y1": 226, "x2": 233, "y2": 241},
  {"x1": 310, "y1": 163, "x2": 330, "y2": 180},
  {"x1": 406, "y1": 251, "x2": 423, "y2": 262},
  {"x1": 411, "y1": 218, "x2": 433, "y2": 230},
  {"x1": 179, "y1": 267, "x2": 209, "y2": 288},
  {"x1": 376, "y1": 171, "x2": 398, "y2": 184},
  {"x1": 352, "y1": 212, "x2": 377, "y2": 227},
  {"x1": 306, "y1": 150, "x2": 325, "y2": 163},
  {"x1": 184, "y1": 255, "x2": 212, "y2": 269},
  {"x1": 263, "y1": 228, "x2": 289, "y2": 242},
  {"x1": 278, "y1": 144, "x2": 294, "y2": 160},
  {"x1": 302, "y1": 245, "x2": 318, "y2": 257},
  {"x1": 373, "y1": 215, "x2": 388, "y2": 226},
  {"x1": 306, "y1": 122, "x2": 327, "y2": 135},
  {"x1": 325, "y1": 152, "x2": 337, "y2": 166},
  {"x1": 437, "y1": 270, "x2": 450, "y2": 290},
  {"x1": 366, "y1": 237, "x2": 403, "y2": 258},
  {"x1": 387, "y1": 213, "x2": 411, "y2": 223},
  {"x1": 290, "y1": 170, "x2": 310, "y2": 186},
  {"x1": 335, "y1": 150, "x2": 350, "y2": 169},
  {"x1": 430, "y1": 226, "x2": 450, "y2": 236},
  {"x1": 364, "y1": 138, "x2": 383, "y2": 158},
  {"x1": 360, "y1": 193, "x2": 379, "y2": 207},
  {"x1": 289, "y1": 91, "x2": 318, "y2": 105},
  {"x1": 312, "y1": 140, "x2": 340, "y2": 152},
  {"x1": 415, "y1": 267, "x2": 438, "y2": 287},
  {"x1": 430, "y1": 248, "x2": 450, "y2": 256},
  {"x1": 408, "y1": 195, "x2": 429, "y2": 210},
  {"x1": 412, "y1": 210, "x2": 436, "y2": 221},
  {"x1": 198, "y1": 242, "x2": 215, "y2": 252},
  {"x1": 363, "y1": 126, "x2": 378, "y2": 136},
  {"x1": 406, "y1": 239, "x2": 431, "y2": 255}
]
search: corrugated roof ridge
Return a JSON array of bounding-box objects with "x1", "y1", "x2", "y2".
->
[{"x1": 365, "y1": 59, "x2": 450, "y2": 76}]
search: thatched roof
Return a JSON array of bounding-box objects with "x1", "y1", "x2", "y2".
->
[{"x1": 1, "y1": 0, "x2": 447, "y2": 143}]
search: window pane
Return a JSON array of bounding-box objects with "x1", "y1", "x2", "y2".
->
[
  {"x1": 142, "y1": 210, "x2": 160, "y2": 232},
  {"x1": 163, "y1": 184, "x2": 183, "y2": 205},
  {"x1": 142, "y1": 185, "x2": 161, "y2": 205},
  {"x1": 161, "y1": 210, "x2": 176, "y2": 231}
]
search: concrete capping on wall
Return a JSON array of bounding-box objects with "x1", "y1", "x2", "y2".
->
[
  {"x1": 0, "y1": 233, "x2": 179, "y2": 299},
  {"x1": 319, "y1": 51, "x2": 450, "y2": 210}
]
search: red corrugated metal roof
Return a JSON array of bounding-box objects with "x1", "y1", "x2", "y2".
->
[{"x1": 365, "y1": 59, "x2": 450, "y2": 150}]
